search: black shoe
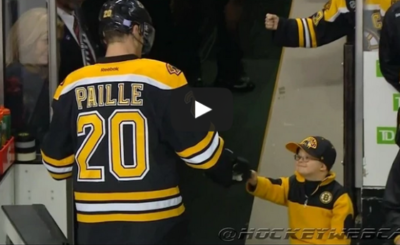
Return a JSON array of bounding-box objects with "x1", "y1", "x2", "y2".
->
[
  {"x1": 194, "y1": 77, "x2": 204, "y2": 87},
  {"x1": 187, "y1": 76, "x2": 203, "y2": 87},
  {"x1": 214, "y1": 76, "x2": 255, "y2": 92}
]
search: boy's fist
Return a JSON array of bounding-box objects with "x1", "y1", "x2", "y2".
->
[
  {"x1": 247, "y1": 170, "x2": 258, "y2": 186},
  {"x1": 265, "y1": 13, "x2": 279, "y2": 30}
]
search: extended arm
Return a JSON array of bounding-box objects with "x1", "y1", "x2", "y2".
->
[
  {"x1": 246, "y1": 172, "x2": 289, "y2": 206},
  {"x1": 161, "y1": 71, "x2": 249, "y2": 187},
  {"x1": 40, "y1": 85, "x2": 74, "y2": 180},
  {"x1": 268, "y1": 0, "x2": 353, "y2": 48}
]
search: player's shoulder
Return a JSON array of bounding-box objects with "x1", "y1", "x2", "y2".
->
[
  {"x1": 344, "y1": 0, "x2": 355, "y2": 12},
  {"x1": 137, "y1": 58, "x2": 173, "y2": 70},
  {"x1": 53, "y1": 65, "x2": 94, "y2": 100},
  {"x1": 60, "y1": 65, "x2": 92, "y2": 88},
  {"x1": 326, "y1": 0, "x2": 355, "y2": 12},
  {"x1": 135, "y1": 58, "x2": 187, "y2": 89},
  {"x1": 385, "y1": 0, "x2": 400, "y2": 16}
]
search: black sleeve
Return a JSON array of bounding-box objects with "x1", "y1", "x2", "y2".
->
[
  {"x1": 272, "y1": 0, "x2": 353, "y2": 48},
  {"x1": 379, "y1": 5, "x2": 400, "y2": 92},
  {"x1": 383, "y1": 150, "x2": 400, "y2": 242},
  {"x1": 40, "y1": 91, "x2": 74, "y2": 181},
  {"x1": 161, "y1": 84, "x2": 235, "y2": 187}
]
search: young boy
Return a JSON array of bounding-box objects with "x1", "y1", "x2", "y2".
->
[{"x1": 247, "y1": 136, "x2": 354, "y2": 244}]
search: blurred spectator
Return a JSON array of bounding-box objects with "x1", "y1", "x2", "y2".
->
[
  {"x1": 139, "y1": 0, "x2": 176, "y2": 63},
  {"x1": 4, "y1": 7, "x2": 63, "y2": 150},
  {"x1": 81, "y1": 0, "x2": 107, "y2": 55},
  {"x1": 57, "y1": 0, "x2": 101, "y2": 82}
]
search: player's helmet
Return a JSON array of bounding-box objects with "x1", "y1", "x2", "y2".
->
[{"x1": 98, "y1": 0, "x2": 155, "y2": 55}]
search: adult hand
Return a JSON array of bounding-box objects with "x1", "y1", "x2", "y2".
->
[
  {"x1": 247, "y1": 170, "x2": 258, "y2": 186},
  {"x1": 265, "y1": 13, "x2": 279, "y2": 30}
]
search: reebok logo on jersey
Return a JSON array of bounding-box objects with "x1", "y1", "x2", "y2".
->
[
  {"x1": 170, "y1": 87, "x2": 233, "y2": 132},
  {"x1": 101, "y1": 67, "x2": 119, "y2": 72}
]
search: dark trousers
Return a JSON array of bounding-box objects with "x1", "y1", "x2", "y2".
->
[
  {"x1": 156, "y1": 219, "x2": 191, "y2": 244},
  {"x1": 214, "y1": 0, "x2": 244, "y2": 81},
  {"x1": 76, "y1": 218, "x2": 190, "y2": 245},
  {"x1": 140, "y1": 0, "x2": 175, "y2": 64},
  {"x1": 160, "y1": 0, "x2": 245, "y2": 85}
]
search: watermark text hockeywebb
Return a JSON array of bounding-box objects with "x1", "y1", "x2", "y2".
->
[{"x1": 218, "y1": 227, "x2": 400, "y2": 241}]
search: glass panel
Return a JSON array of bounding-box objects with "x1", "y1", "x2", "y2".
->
[
  {"x1": 4, "y1": 0, "x2": 50, "y2": 153},
  {"x1": 363, "y1": 2, "x2": 381, "y2": 52},
  {"x1": 361, "y1": 1, "x2": 399, "y2": 187}
]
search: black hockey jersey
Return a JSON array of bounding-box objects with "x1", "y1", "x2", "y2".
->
[
  {"x1": 379, "y1": 1, "x2": 400, "y2": 90},
  {"x1": 40, "y1": 54, "x2": 232, "y2": 244}
]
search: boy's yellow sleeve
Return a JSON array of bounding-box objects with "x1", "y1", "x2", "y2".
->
[
  {"x1": 325, "y1": 193, "x2": 354, "y2": 244},
  {"x1": 246, "y1": 176, "x2": 289, "y2": 206}
]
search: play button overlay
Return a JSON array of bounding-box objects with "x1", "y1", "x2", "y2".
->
[
  {"x1": 194, "y1": 101, "x2": 212, "y2": 118},
  {"x1": 170, "y1": 87, "x2": 233, "y2": 132}
]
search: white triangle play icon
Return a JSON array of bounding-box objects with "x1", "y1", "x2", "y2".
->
[{"x1": 195, "y1": 101, "x2": 212, "y2": 118}]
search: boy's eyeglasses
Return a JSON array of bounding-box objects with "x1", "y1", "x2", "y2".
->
[{"x1": 294, "y1": 154, "x2": 318, "y2": 162}]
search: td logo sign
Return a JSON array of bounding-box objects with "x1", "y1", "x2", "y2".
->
[
  {"x1": 394, "y1": 94, "x2": 400, "y2": 111},
  {"x1": 376, "y1": 60, "x2": 383, "y2": 77},
  {"x1": 377, "y1": 127, "x2": 396, "y2": 144}
]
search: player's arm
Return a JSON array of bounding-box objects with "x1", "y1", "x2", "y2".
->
[
  {"x1": 379, "y1": 4, "x2": 400, "y2": 91},
  {"x1": 246, "y1": 171, "x2": 289, "y2": 206},
  {"x1": 172, "y1": 127, "x2": 236, "y2": 187},
  {"x1": 325, "y1": 193, "x2": 353, "y2": 244},
  {"x1": 269, "y1": 0, "x2": 353, "y2": 48},
  {"x1": 163, "y1": 108, "x2": 239, "y2": 187},
  {"x1": 40, "y1": 84, "x2": 74, "y2": 181},
  {"x1": 161, "y1": 70, "x2": 248, "y2": 187},
  {"x1": 383, "y1": 150, "x2": 400, "y2": 243}
]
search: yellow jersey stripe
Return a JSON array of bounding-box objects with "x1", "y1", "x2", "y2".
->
[
  {"x1": 306, "y1": 18, "x2": 317, "y2": 47},
  {"x1": 176, "y1": 130, "x2": 216, "y2": 159},
  {"x1": 182, "y1": 132, "x2": 220, "y2": 165},
  {"x1": 74, "y1": 186, "x2": 180, "y2": 201},
  {"x1": 49, "y1": 172, "x2": 72, "y2": 180},
  {"x1": 41, "y1": 150, "x2": 75, "y2": 167},
  {"x1": 295, "y1": 18, "x2": 305, "y2": 47},
  {"x1": 187, "y1": 136, "x2": 224, "y2": 170},
  {"x1": 54, "y1": 59, "x2": 187, "y2": 99}
]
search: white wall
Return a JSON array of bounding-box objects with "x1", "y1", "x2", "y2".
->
[
  {"x1": 0, "y1": 164, "x2": 68, "y2": 244},
  {"x1": 14, "y1": 164, "x2": 68, "y2": 236},
  {"x1": 0, "y1": 168, "x2": 15, "y2": 244}
]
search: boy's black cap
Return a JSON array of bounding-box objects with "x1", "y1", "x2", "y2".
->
[{"x1": 285, "y1": 136, "x2": 337, "y2": 170}]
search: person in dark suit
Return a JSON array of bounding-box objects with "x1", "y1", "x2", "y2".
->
[
  {"x1": 56, "y1": 0, "x2": 102, "y2": 82},
  {"x1": 170, "y1": 0, "x2": 254, "y2": 92}
]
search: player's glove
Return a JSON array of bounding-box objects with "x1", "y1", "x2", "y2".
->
[
  {"x1": 232, "y1": 156, "x2": 251, "y2": 182},
  {"x1": 204, "y1": 148, "x2": 251, "y2": 187}
]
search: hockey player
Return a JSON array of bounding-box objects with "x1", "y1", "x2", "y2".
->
[
  {"x1": 40, "y1": 0, "x2": 251, "y2": 244},
  {"x1": 264, "y1": 0, "x2": 390, "y2": 50},
  {"x1": 246, "y1": 136, "x2": 354, "y2": 244}
]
